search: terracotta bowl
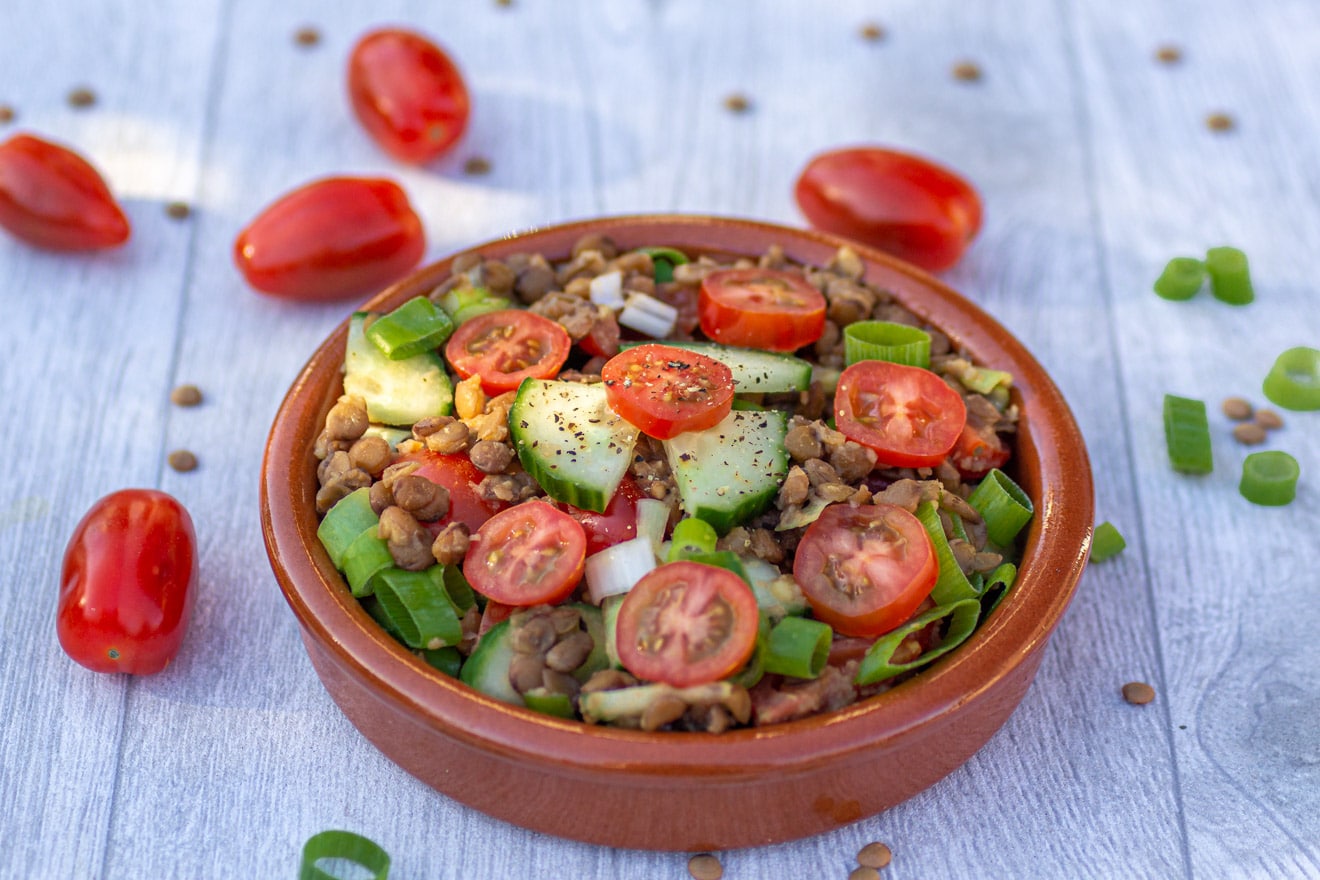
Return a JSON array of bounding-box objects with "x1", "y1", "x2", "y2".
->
[{"x1": 261, "y1": 215, "x2": 1093, "y2": 851}]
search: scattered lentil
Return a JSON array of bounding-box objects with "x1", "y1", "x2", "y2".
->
[
  {"x1": 1122, "y1": 681, "x2": 1156, "y2": 705},
  {"x1": 167, "y1": 450, "x2": 198, "y2": 472},
  {"x1": 170, "y1": 384, "x2": 203, "y2": 407},
  {"x1": 1255, "y1": 408, "x2": 1284, "y2": 430},
  {"x1": 849, "y1": 868, "x2": 882, "y2": 880},
  {"x1": 1232, "y1": 422, "x2": 1267, "y2": 445},
  {"x1": 857, "y1": 841, "x2": 893, "y2": 869},
  {"x1": 687, "y1": 853, "x2": 723, "y2": 880},
  {"x1": 0, "y1": 105, "x2": 14, "y2": 124},
  {"x1": 67, "y1": 87, "x2": 97, "y2": 109},
  {"x1": 1155, "y1": 44, "x2": 1183, "y2": 64},
  {"x1": 1206, "y1": 112, "x2": 1236, "y2": 132},
  {"x1": 294, "y1": 26, "x2": 322, "y2": 47},
  {"x1": 463, "y1": 155, "x2": 492, "y2": 175},
  {"x1": 165, "y1": 201, "x2": 192, "y2": 221},
  {"x1": 723, "y1": 93, "x2": 751, "y2": 114},
  {"x1": 1221, "y1": 396, "x2": 1252, "y2": 421},
  {"x1": 495, "y1": 0, "x2": 514, "y2": 6},
  {"x1": 952, "y1": 61, "x2": 983, "y2": 82},
  {"x1": 859, "y1": 22, "x2": 886, "y2": 42}
]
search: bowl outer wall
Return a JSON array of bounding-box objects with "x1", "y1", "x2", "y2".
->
[{"x1": 260, "y1": 214, "x2": 1094, "y2": 849}]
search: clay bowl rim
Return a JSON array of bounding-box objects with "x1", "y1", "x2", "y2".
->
[{"x1": 261, "y1": 213, "x2": 1093, "y2": 781}]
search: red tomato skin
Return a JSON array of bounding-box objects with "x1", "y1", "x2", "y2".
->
[
  {"x1": 834, "y1": 360, "x2": 967, "y2": 469},
  {"x1": 697, "y1": 268, "x2": 826, "y2": 352},
  {"x1": 234, "y1": 177, "x2": 424, "y2": 302},
  {"x1": 794, "y1": 147, "x2": 982, "y2": 272},
  {"x1": 397, "y1": 450, "x2": 505, "y2": 533},
  {"x1": 557, "y1": 477, "x2": 644, "y2": 555},
  {"x1": 0, "y1": 133, "x2": 130, "y2": 251},
  {"x1": 463, "y1": 500, "x2": 587, "y2": 607},
  {"x1": 948, "y1": 421, "x2": 1010, "y2": 480},
  {"x1": 348, "y1": 28, "x2": 471, "y2": 164},
  {"x1": 444, "y1": 309, "x2": 571, "y2": 394},
  {"x1": 601, "y1": 344, "x2": 735, "y2": 440},
  {"x1": 577, "y1": 310, "x2": 621, "y2": 358},
  {"x1": 57, "y1": 490, "x2": 197, "y2": 675}
]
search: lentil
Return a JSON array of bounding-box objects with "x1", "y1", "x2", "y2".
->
[
  {"x1": 857, "y1": 841, "x2": 893, "y2": 869},
  {"x1": 723, "y1": 92, "x2": 751, "y2": 114},
  {"x1": 952, "y1": 61, "x2": 983, "y2": 82},
  {"x1": 66, "y1": 87, "x2": 97, "y2": 108},
  {"x1": 849, "y1": 868, "x2": 881, "y2": 880},
  {"x1": 1206, "y1": 112, "x2": 1236, "y2": 132},
  {"x1": 1255, "y1": 408, "x2": 1284, "y2": 430},
  {"x1": 1232, "y1": 422, "x2": 1267, "y2": 445},
  {"x1": 1155, "y1": 44, "x2": 1183, "y2": 64},
  {"x1": 1122, "y1": 681, "x2": 1156, "y2": 705},
  {"x1": 687, "y1": 853, "x2": 723, "y2": 880},
  {"x1": 859, "y1": 22, "x2": 886, "y2": 42},
  {"x1": 170, "y1": 384, "x2": 203, "y2": 407},
  {"x1": 294, "y1": 26, "x2": 322, "y2": 47},
  {"x1": 463, "y1": 155, "x2": 492, "y2": 175},
  {"x1": 165, "y1": 201, "x2": 192, "y2": 220},
  {"x1": 0, "y1": 105, "x2": 15, "y2": 124},
  {"x1": 167, "y1": 450, "x2": 197, "y2": 472},
  {"x1": 1221, "y1": 396, "x2": 1253, "y2": 421}
]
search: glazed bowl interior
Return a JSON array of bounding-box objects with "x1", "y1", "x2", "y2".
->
[{"x1": 261, "y1": 214, "x2": 1094, "y2": 850}]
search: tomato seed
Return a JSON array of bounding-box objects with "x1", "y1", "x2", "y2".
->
[
  {"x1": 294, "y1": 26, "x2": 322, "y2": 47},
  {"x1": 1155, "y1": 44, "x2": 1183, "y2": 64},
  {"x1": 168, "y1": 450, "x2": 198, "y2": 472},
  {"x1": 165, "y1": 201, "x2": 192, "y2": 221},
  {"x1": 1122, "y1": 681, "x2": 1156, "y2": 705},
  {"x1": 464, "y1": 155, "x2": 492, "y2": 175},
  {"x1": 1206, "y1": 112, "x2": 1236, "y2": 132},
  {"x1": 860, "y1": 22, "x2": 886, "y2": 42},
  {"x1": 687, "y1": 853, "x2": 723, "y2": 880},
  {"x1": 723, "y1": 93, "x2": 751, "y2": 114},
  {"x1": 857, "y1": 841, "x2": 892, "y2": 869},
  {"x1": 1255, "y1": 408, "x2": 1284, "y2": 430},
  {"x1": 67, "y1": 87, "x2": 97, "y2": 109},
  {"x1": 170, "y1": 384, "x2": 203, "y2": 407},
  {"x1": 1221, "y1": 396, "x2": 1252, "y2": 421},
  {"x1": 0, "y1": 104, "x2": 14, "y2": 124}
]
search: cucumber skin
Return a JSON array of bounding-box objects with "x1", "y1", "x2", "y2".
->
[
  {"x1": 664, "y1": 410, "x2": 789, "y2": 534},
  {"x1": 343, "y1": 312, "x2": 454, "y2": 426},
  {"x1": 621, "y1": 340, "x2": 812, "y2": 393},
  {"x1": 458, "y1": 619, "x2": 524, "y2": 706}
]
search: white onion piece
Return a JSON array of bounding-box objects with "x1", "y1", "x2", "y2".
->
[
  {"x1": 619, "y1": 292, "x2": 678, "y2": 338},
  {"x1": 588, "y1": 270, "x2": 625, "y2": 308},
  {"x1": 584, "y1": 537, "x2": 657, "y2": 604},
  {"x1": 634, "y1": 498, "x2": 669, "y2": 556}
]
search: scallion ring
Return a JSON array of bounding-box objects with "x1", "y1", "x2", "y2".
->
[
  {"x1": 842, "y1": 320, "x2": 931, "y2": 368},
  {"x1": 1153, "y1": 256, "x2": 1205, "y2": 301},
  {"x1": 300, "y1": 830, "x2": 390, "y2": 880},
  {"x1": 1239, "y1": 451, "x2": 1300, "y2": 506},
  {"x1": 1090, "y1": 521, "x2": 1126, "y2": 562},
  {"x1": 1262, "y1": 346, "x2": 1320, "y2": 411}
]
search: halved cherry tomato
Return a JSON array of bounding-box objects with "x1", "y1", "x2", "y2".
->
[
  {"x1": 463, "y1": 500, "x2": 587, "y2": 607},
  {"x1": 444, "y1": 309, "x2": 571, "y2": 394},
  {"x1": 478, "y1": 599, "x2": 516, "y2": 635},
  {"x1": 792, "y1": 503, "x2": 937, "y2": 638},
  {"x1": 234, "y1": 177, "x2": 424, "y2": 302},
  {"x1": 614, "y1": 561, "x2": 759, "y2": 688},
  {"x1": 601, "y1": 343, "x2": 735, "y2": 440},
  {"x1": 397, "y1": 450, "x2": 506, "y2": 534},
  {"x1": 834, "y1": 360, "x2": 967, "y2": 469},
  {"x1": 948, "y1": 420, "x2": 1010, "y2": 480},
  {"x1": 348, "y1": 28, "x2": 471, "y2": 164},
  {"x1": 697, "y1": 268, "x2": 826, "y2": 352},
  {"x1": 557, "y1": 476, "x2": 645, "y2": 555},
  {"x1": 58, "y1": 489, "x2": 197, "y2": 674},
  {"x1": 794, "y1": 146, "x2": 982, "y2": 272},
  {"x1": 0, "y1": 133, "x2": 130, "y2": 250}
]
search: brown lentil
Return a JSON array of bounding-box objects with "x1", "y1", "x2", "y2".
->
[
  {"x1": 687, "y1": 853, "x2": 723, "y2": 880},
  {"x1": 165, "y1": 201, "x2": 192, "y2": 220},
  {"x1": 167, "y1": 449, "x2": 197, "y2": 472},
  {"x1": 857, "y1": 841, "x2": 893, "y2": 869},
  {"x1": 952, "y1": 60, "x2": 983, "y2": 82},
  {"x1": 1221, "y1": 396, "x2": 1253, "y2": 421},
  {"x1": 463, "y1": 155, "x2": 492, "y2": 175},
  {"x1": 170, "y1": 384, "x2": 203, "y2": 407},
  {"x1": 0, "y1": 105, "x2": 15, "y2": 124},
  {"x1": 1255, "y1": 408, "x2": 1284, "y2": 430},
  {"x1": 849, "y1": 868, "x2": 882, "y2": 880},
  {"x1": 430, "y1": 522, "x2": 470, "y2": 566},
  {"x1": 1155, "y1": 44, "x2": 1183, "y2": 64},
  {"x1": 1122, "y1": 681, "x2": 1156, "y2": 705},
  {"x1": 1206, "y1": 112, "x2": 1236, "y2": 132},
  {"x1": 722, "y1": 92, "x2": 751, "y2": 114},
  {"x1": 67, "y1": 87, "x2": 97, "y2": 108},
  {"x1": 294, "y1": 26, "x2": 322, "y2": 47},
  {"x1": 859, "y1": 22, "x2": 886, "y2": 42},
  {"x1": 1232, "y1": 422, "x2": 1268, "y2": 445}
]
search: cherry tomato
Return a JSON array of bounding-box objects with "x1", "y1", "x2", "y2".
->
[
  {"x1": 601, "y1": 343, "x2": 735, "y2": 440},
  {"x1": 0, "y1": 133, "x2": 130, "y2": 251},
  {"x1": 697, "y1": 268, "x2": 826, "y2": 352},
  {"x1": 577, "y1": 310, "x2": 621, "y2": 358},
  {"x1": 57, "y1": 489, "x2": 197, "y2": 675},
  {"x1": 948, "y1": 420, "x2": 1010, "y2": 480},
  {"x1": 557, "y1": 476, "x2": 645, "y2": 555},
  {"x1": 794, "y1": 146, "x2": 982, "y2": 272},
  {"x1": 834, "y1": 360, "x2": 967, "y2": 469},
  {"x1": 444, "y1": 309, "x2": 571, "y2": 394},
  {"x1": 792, "y1": 503, "x2": 937, "y2": 638},
  {"x1": 348, "y1": 28, "x2": 471, "y2": 164},
  {"x1": 398, "y1": 450, "x2": 505, "y2": 534},
  {"x1": 234, "y1": 177, "x2": 424, "y2": 302},
  {"x1": 463, "y1": 500, "x2": 587, "y2": 606},
  {"x1": 615, "y1": 561, "x2": 760, "y2": 688},
  {"x1": 478, "y1": 599, "x2": 516, "y2": 635}
]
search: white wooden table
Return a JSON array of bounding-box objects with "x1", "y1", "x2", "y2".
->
[{"x1": 3, "y1": 1, "x2": 1318, "y2": 877}]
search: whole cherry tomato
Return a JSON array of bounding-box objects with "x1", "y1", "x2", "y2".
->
[
  {"x1": 234, "y1": 177, "x2": 425, "y2": 302},
  {"x1": 58, "y1": 489, "x2": 198, "y2": 675},
  {"x1": 794, "y1": 146, "x2": 982, "y2": 272},
  {"x1": 348, "y1": 28, "x2": 471, "y2": 164},
  {"x1": 0, "y1": 133, "x2": 130, "y2": 250}
]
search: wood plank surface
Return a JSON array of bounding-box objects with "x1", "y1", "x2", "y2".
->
[{"x1": 1, "y1": 0, "x2": 1317, "y2": 877}]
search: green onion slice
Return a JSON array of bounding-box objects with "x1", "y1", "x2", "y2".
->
[
  {"x1": 420, "y1": 645, "x2": 462, "y2": 677},
  {"x1": 729, "y1": 612, "x2": 771, "y2": 690},
  {"x1": 1205, "y1": 246, "x2": 1254, "y2": 305},
  {"x1": 365, "y1": 296, "x2": 455, "y2": 360},
  {"x1": 914, "y1": 501, "x2": 979, "y2": 605},
  {"x1": 1239, "y1": 450, "x2": 1300, "y2": 506},
  {"x1": 1153, "y1": 257, "x2": 1205, "y2": 301},
  {"x1": 762, "y1": 616, "x2": 832, "y2": 680},
  {"x1": 667, "y1": 517, "x2": 719, "y2": 561},
  {"x1": 436, "y1": 285, "x2": 509, "y2": 326},
  {"x1": 316, "y1": 488, "x2": 379, "y2": 569},
  {"x1": 958, "y1": 365, "x2": 1013, "y2": 395},
  {"x1": 433, "y1": 564, "x2": 477, "y2": 614},
  {"x1": 300, "y1": 830, "x2": 390, "y2": 880},
  {"x1": 676, "y1": 550, "x2": 754, "y2": 586},
  {"x1": 342, "y1": 529, "x2": 393, "y2": 598},
  {"x1": 371, "y1": 568, "x2": 462, "y2": 650},
  {"x1": 979, "y1": 563, "x2": 1017, "y2": 617},
  {"x1": 1262, "y1": 346, "x2": 1320, "y2": 411},
  {"x1": 843, "y1": 320, "x2": 932, "y2": 368},
  {"x1": 522, "y1": 687, "x2": 575, "y2": 718},
  {"x1": 1090, "y1": 521, "x2": 1127, "y2": 562},
  {"x1": 854, "y1": 599, "x2": 981, "y2": 686},
  {"x1": 637, "y1": 246, "x2": 690, "y2": 284},
  {"x1": 1163, "y1": 394, "x2": 1214, "y2": 474},
  {"x1": 967, "y1": 469, "x2": 1035, "y2": 547}
]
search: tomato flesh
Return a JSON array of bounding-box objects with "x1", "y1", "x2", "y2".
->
[
  {"x1": 234, "y1": 177, "x2": 425, "y2": 302},
  {"x1": 58, "y1": 489, "x2": 197, "y2": 674},
  {"x1": 445, "y1": 309, "x2": 571, "y2": 395},
  {"x1": 602, "y1": 343, "x2": 735, "y2": 439},
  {"x1": 557, "y1": 476, "x2": 644, "y2": 555},
  {"x1": 397, "y1": 450, "x2": 505, "y2": 533},
  {"x1": 794, "y1": 146, "x2": 982, "y2": 272},
  {"x1": 948, "y1": 420, "x2": 1010, "y2": 480},
  {"x1": 463, "y1": 500, "x2": 587, "y2": 606},
  {"x1": 348, "y1": 28, "x2": 471, "y2": 164},
  {"x1": 614, "y1": 561, "x2": 759, "y2": 688},
  {"x1": 834, "y1": 360, "x2": 967, "y2": 469},
  {"x1": 698, "y1": 268, "x2": 826, "y2": 352},
  {"x1": 792, "y1": 503, "x2": 937, "y2": 638},
  {"x1": 0, "y1": 133, "x2": 130, "y2": 251}
]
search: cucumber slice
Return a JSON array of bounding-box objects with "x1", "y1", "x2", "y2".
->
[
  {"x1": 508, "y1": 378, "x2": 640, "y2": 513},
  {"x1": 663, "y1": 409, "x2": 789, "y2": 534},
  {"x1": 458, "y1": 618, "x2": 524, "y2": 706},
  {"x1": 573, "y1": 604, "x2": 610, "y2": 681},
  {"x1": 343, "y1": 312, "x2": 454, "y2": 426},
  {"x1": 622, "y1": 340, "x2": 812, "y2": 393}
]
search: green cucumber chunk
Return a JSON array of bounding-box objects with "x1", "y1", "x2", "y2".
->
[
  {"x1": 459, "y1": 619, "x2": 524, "y2": 706},
  {"x1": 344, "y1": 312, "x2": 454, "y2": 426},
  {"x1": 664, "y1": 409, "x2": 789, "y2": 534},
  {"x1": 621, "y1": 340, "x2": 812, "y2": 393}
]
